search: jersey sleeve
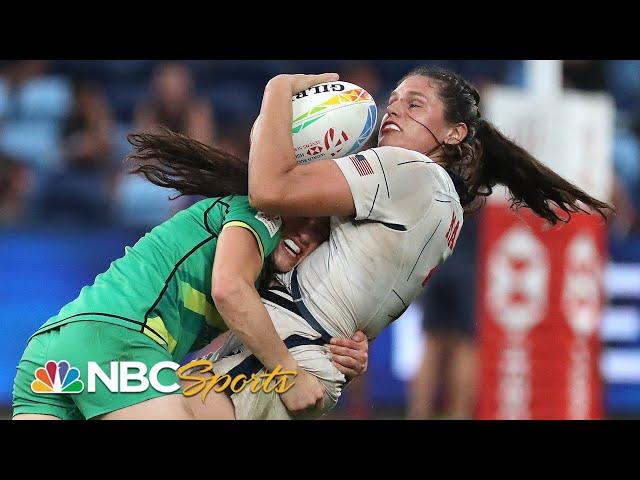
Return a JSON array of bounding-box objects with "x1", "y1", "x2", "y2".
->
[
  {"x1": 333, "y1": 146, "x2": 436, "y2": 228},
  {"x1": 221, "y1": 196, "x2": 282, "y2": 263}
]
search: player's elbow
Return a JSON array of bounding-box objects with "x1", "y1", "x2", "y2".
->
[
  {"x1": 211, "y1": 276, "x2": 255, "y2": 334},
  {"x1": 211, "y1": 274, "x2": 245, "y2": 313},
  {"x1": 249, "y1": 182, "x2": 288, "y2": 214},
  {"x1": 247, "y1": 190, "x2": 268, "y2": 211}
]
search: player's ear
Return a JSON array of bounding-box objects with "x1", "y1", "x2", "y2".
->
[{"x1": 446, "y1": 123, "x2": 468, "y2": 145}]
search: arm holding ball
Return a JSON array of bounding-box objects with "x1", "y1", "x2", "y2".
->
[{"x1": 249, "y1": 74, "x2": 356, "y2": 217}]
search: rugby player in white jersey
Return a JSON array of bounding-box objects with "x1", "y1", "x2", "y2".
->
[{"x1": 184, "y1": 67, "x2": 612, "y2": 420}]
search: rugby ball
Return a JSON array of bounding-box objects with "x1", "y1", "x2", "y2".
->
[{"x1": 291, "y1": 81, "x2": 377, "y2": 164}]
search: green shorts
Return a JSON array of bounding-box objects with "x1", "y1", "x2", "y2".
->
[{"x1": 12, "y1": 321, "x2": 181, "y2": 420}]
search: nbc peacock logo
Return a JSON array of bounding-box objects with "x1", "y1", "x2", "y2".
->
[{"x1": 31, "y1": 360, "x2": 84, "y2": 394}]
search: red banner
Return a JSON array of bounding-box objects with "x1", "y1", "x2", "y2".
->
[{"x1": 477, "y1": 205, "x2": 605, "y2": 419}]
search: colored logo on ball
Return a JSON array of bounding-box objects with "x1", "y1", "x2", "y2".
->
[
  {"x1": 324, "y1": 128, "x2": 349, "y2": 156},
  {"x1": 31, "y1": 360, "x2": 84, "y2": 394},
  {"x1": 292, "y1": 88, "x2": 374, "y2": 134}
]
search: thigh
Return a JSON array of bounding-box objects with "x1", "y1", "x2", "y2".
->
[
  {"x1": 231, "y1": 380, "x2": 292, "y2": 420},
  {"x1": 183, "y1": 389, "x2": 236, "y2": 420},
  {"x1": 13, "y1": 414, "x2": 61, "y2": 420},
  {"x1": 179, "y1": 352, "x2": 242, "y2": 419},
  {"x1": 48, "y1": 322, "x2": 184, "y2": 420},
  {"x1": 288, "y1": 345, "x2": 345, "y2": 418},
  {"x1": 213, "y1": 344, "x2": 345, "y2": 420},
  {"x1": 180, "y1": 349, "x2": 288, "y2": 420},
  {"x1": 98, "y1": 394, "x2": 193, "y2": 420}
]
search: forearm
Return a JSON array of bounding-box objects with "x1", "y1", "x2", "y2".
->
[
  {"x1": 247, "y1": 72, "x2": 354, "y2": 217},
  {"x1": 215, "y1": 279, "x2": 297, "y2": 373},
  {"x1": 249, "y1": 76, "x2": 297, "y2": 202}
]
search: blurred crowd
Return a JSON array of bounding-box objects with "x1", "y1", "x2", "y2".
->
[
  {"x1": 1, "y1": 60, "x2": 638, "y2": 234},
  {"x1": 1, "y1": 60, "x2": 639, "y2": 418}
]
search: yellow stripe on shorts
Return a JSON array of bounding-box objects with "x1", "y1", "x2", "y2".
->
[{"x1": 144, "y1": 316, "x2": 178, "y2": 354}]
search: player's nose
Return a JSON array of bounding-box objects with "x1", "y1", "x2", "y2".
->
[{"x1": 386, "y1": 100, "x2": 401, "y2": 118}]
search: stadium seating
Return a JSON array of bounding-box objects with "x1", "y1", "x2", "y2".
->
[
  {"x1": 0, "y1": 76, "x2": 71, "y2": 170},
  {"x1": 0, "y1": 120, "x2": 61, "y2": 170}
]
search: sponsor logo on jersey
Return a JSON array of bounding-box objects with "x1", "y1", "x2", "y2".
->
[
  {"x1": 445, "y1": 211, "x2": 461, "y2": 250},
  {"x1": 255, "y1": 211, "x2": 282, "y2": 238}
]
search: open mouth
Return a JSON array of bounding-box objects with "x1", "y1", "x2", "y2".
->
[
  {"x1": 381, "y1": 121, "x2": 401, "y2": 133},
  {"x1": 284, "y1": 238, "x2": 301, "y2": 256}
]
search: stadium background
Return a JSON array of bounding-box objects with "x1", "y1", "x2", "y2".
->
[{"x1": 1, "y1": 60, "x2": 639, "y2": 419}]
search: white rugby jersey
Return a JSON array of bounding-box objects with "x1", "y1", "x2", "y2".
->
[{"x1": 276, "y1": 146, "x2": 464, "y2": 340}]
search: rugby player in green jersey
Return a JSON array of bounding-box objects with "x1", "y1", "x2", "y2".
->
[{"x1": 12, "y1": 127, "x2": 368, "y2": 420}]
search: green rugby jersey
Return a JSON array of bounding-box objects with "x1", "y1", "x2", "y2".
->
[{"x1": 30, "y1": 195, "x2": 282, "y2": 362}]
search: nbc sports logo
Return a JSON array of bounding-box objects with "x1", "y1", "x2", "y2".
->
[{"x1": 31, "y1": 360, "x2": 84, "y2": 394}]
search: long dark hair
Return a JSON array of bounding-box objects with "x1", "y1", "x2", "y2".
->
[
  {"x1": 125, "y1": 127, "x2": 248, "y2": 198},
  {"x1": 401, "y1": 66, "x2": 614, "y2": 225}
]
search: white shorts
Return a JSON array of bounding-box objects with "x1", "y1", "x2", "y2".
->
[{"x1": 207, "y1": 286, "x2": 346, "y2": 420}]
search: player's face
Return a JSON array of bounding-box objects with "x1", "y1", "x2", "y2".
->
[
  {"x1": 378, "y1": 75, "x2": 451, "y2": 157},
  {"x1": 272, "y1": 217, "x2": 330, "y2": 273}
]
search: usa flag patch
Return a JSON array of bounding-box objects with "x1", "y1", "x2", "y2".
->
[{"x1": 350, "y1": 154, "x2": 374, "y2": 176}]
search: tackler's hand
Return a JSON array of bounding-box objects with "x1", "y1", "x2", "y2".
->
[{"x1": 329, "y1": 330, "x2": 369, "y2": 380}]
